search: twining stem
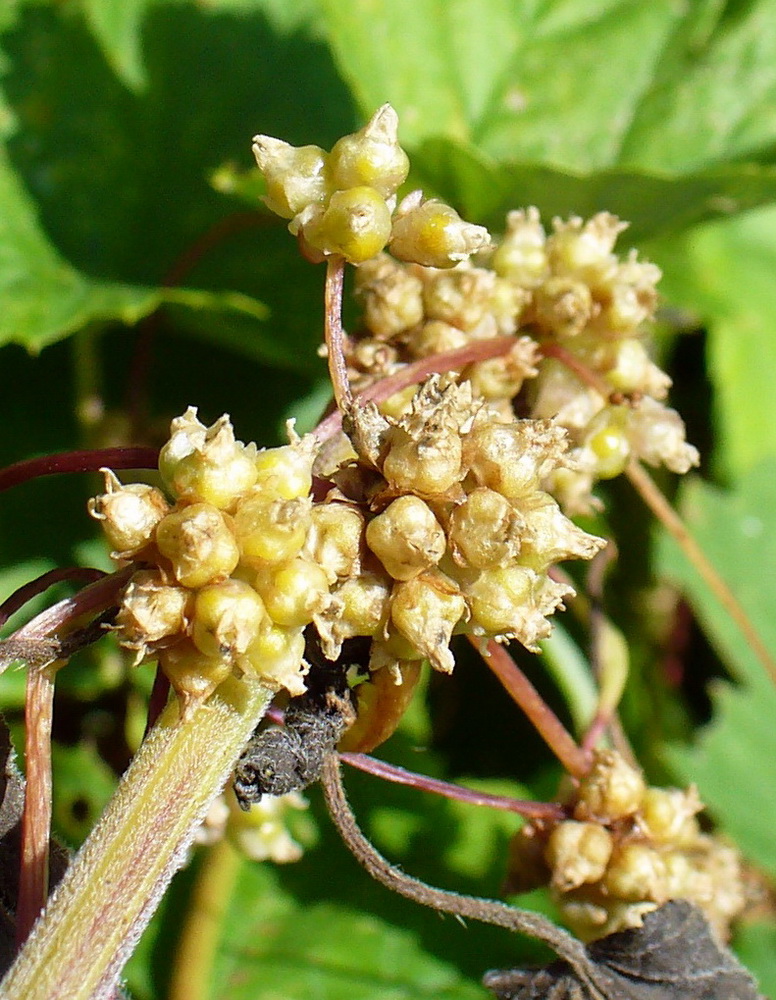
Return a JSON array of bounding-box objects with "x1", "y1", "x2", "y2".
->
[
  {"x1": 0, "y1": 448, "x2": 159, "y2": 493},
  {"x1": 168, "y1": 837, "x2": 241, "y2": 1000},
  {"x1": 16, "y1": 664, "x2": 57, "y2": 947},
  {"x1": 340, "y1": 752, "x2": 565, "y2": 821},
  {"x1": 324, "y1": 256, "x2": 352, "y2": 411},
  {"x1": 0, "y1": 570, "x2": 130, "y2": 674},
  {"x1": 321, "y1": 755, "x2": 603, "y2": 996},
  {"x1": 538, "y1": 341, "x2": 613, "y2": 399},
  {"x1": 0, "y1": 567, "x2": 105, "y2": 628},
  {"x1": 473, "y1": 637, "x2": 589, "y2": 779},
  {"x1": 626, "y1": 459, "x2": 776, "y2": 688},
  {"x1": 314, "y1": 335, "x2": 514, "y2": 442},
  {"x1": 0, "y1": 677, "x2": 274, "y2": 1000}
]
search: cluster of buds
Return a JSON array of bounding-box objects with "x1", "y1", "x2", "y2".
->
[
  {"x1": 506, "y1": 750, "x2": 746, "y2": 942},
  {"x1": 313, "y1": 376, "x2": 605, "y2": 691},
  {"x1": 252, "y1": 104, "x2": 490, "y2": 268},
  {"x1": 349, "y1": 210, "x2": 698, "y2": 512},
  {"x1": 90, "y1": 408, "x2": 330, "y2": 718},
  {"x1": 196, "y1": 790, "x2": 309, "y2": 863}
]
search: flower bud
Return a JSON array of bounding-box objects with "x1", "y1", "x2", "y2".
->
[
  {"x1": 251, "y1": 136, "x2": 329, "y2": 219},
  {"x1": 156, "y1": 503, "x2": 240, "y2": 588},
  {"x1": 533, "y1": 276, "x2": 594, "y2": 338},
  {"x1": 328, "y1": 104, "x2": 409, "y2": 198},
  {"x1": 89, "y1": 469, "x2": 170, "y2": 558},
  {"x1": 412, "y1": 320, "x2": 469, "y2": 357},
  {"x1": 255, "y1": 558, "x2": 331, "y2": 628},
  {"x1": 302, "y1": 186, "x2": 393, "y2": 264},
  {"x1": 160, "y1": 639, "x2": 233, "y2": 720},
  {"x1": 390, "y1": 571, "x2": 466, "y2": 673},
  {"x1": 233, "y1": 496, "x2": 310, "y2": 566},
  {"x1": 575, "y1": 750, "x2": 645, "y2": 822},
  {"x1": 390, "y1": 192, "x2": 491, "y2": 268},
  {"x1": 466, "y1": 564, "x2": 534, "y2": 636},
  {"x1": 191, "y1": 579, "x2": 266, "y2": 660},
  {"x1": 639, "y1": 786, "x2": 702, "y2": 845},
  {"x1": 545, "y1": 821, "x2": 613, "y2": 892},
  {"x1": 448, "y1": 488, "x2": 523, "y2": 569},
  {"x1": 314, "y1": 571, "x2": 392, "y2": 660},
  {"x1": 366, "y1": 495, "x2": 446, "y2": 580},
  {"x1": 422, "y1": 266, "x2": 496, "y2": 331}
]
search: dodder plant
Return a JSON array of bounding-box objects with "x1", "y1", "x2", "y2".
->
[{"x1": 0, "y1": 107, "x2": 766, "y2": 999}]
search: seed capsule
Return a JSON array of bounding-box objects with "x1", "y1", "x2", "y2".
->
[
  {"x1": 575, "y1": 750, "x2": 646, "y2": 822},
  {"x1": 155, "y1": 504, "x2": 240, "y2": 588},
  {"x1": 89, "y1": 470, "x2": 170, "y2": 558},
  {"x1": 328, "y1": 104, "x2": 409, "y2": 198},
  {"x1": 545, "y1": 821, "x2": 613, "y2": 892},
  {"x1": 251, "y1": 137, "x2": 330, "y2": 219},
  {"x1": 366, "y1": 495, "x2": 446, "y2": 580},
  {"x1": 191, "y1": 579, "x2": 266, "y2": 660},
  {"x1": 302, "y1": 186, "x2": 393, "y2": 264},
  {"x1": 390, "y1": 572, "x2": 466, "y2": 673},
  {"x1": 233, "y1": 496, "x2": 310, "y2": 566},
  {"x1": 448, "y1": 488, "x2": 523, "y2": 569},
  {"x1": 160, "y1": 639, "x2": 234, "y2": 721},
  {"x1": 390, "y1": 193, "x2": 490, "y2": 268},
  {"x1": 238, "y1": 621, "x2": 308, "y2": 696},
  {"x1": 255, "y1": 558, "x2": 331, "y2": 628}
]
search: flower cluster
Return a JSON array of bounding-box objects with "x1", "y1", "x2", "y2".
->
[
  {"x1": 313, "y1": 376, "x2": 605, "y2": 685},
  {"x1": 90, "y1": 408, "x2": 328, "y2": 717},
  {"x1": 506, "y1": 750, "x2": 746, "y2": 942},
  {"x1": 90, "y1": 389, "x2": 604, "y2": 730},
  {"x1": 350, "y1": 210, "x2": 699, "y2": 512},
  {"x1": 252, "y1": 104, "x2": 490, "y2": 268}
]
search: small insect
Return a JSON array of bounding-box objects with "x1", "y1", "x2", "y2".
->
[{"x1": 233, "y1": 634, "x2": 359, "y2": 809}]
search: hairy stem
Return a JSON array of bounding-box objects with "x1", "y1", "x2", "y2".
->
[
  {"x1": 626, "y1": 459, "x2": 776, "y2": 687},
  {"x1": 168, "y1": 838, "x2": 241, "y2": 1000},
  {"x1": 16, "y1": 665, "x2": 57, "y2": 947},
  {"x1": 340, "y1": 752, "x2": 565, "y2": 821},
  {"x1": 474, "y1": 638, "x2": 589, "y2": 778},
  {"x1": 324, "y1": 256, "x2": 352, "y2": 411},
  {"x1": 0, "y1": 677, "x2": 274, "y2": 1000},
  {"x1": 321, "y1": 755, "x2": 602, "y2": 994}
]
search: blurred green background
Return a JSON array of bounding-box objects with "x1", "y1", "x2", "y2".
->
[{"x1": 1, "y1": 1, "x2": 776, "y2": 997}]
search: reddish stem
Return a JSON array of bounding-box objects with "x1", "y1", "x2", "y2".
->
[
  {"x1": 626, "y1": 459, "x2": 776, "y2": 688},
  {"x1": 339, "y1": 752, "x2": 565, "y2": 821},
  {"x1": 16, "y1": 664, "x2": 56, "y2": 946},
  {"x1": 0, "y1": 568, "x2": 106, "y2": 629},
  {"x1": 314, "y1": 335, "x2": 515, "y2": 442},
  {"x1": 144, "y1": 665, "x2": 172, "y2": 738},
  {"x1": 324, "y1": 257, "x2": 352, "y2": 411},
  {"x1": 538, "y1": 341, "x2": 613, "y2": 399},
  {"x1": 473, "y1": 637, "x2": 589, "y2": 779},
  {"x1": 0, "y1": 448, "x2": 159, "y2": 493}
]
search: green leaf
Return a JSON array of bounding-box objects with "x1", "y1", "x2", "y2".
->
[
  {"x1": 81, "y1": 0, "x2": 152, "y2": 91},
  {"x1": 657, "y1": 463, "x2": 776, "y2": 875},
  {"x1": 734, "y1": 923, "x2": 776, "y2": 1000},
  {"x1": 650, "y1": 206, "x2": 776, "y2": 480},
  {"x1": 411, "y1": 139, "x2": 776, "y2": 242},
  {"x1": 213, "y1": 865, "x2": 488, "y2": 1000},
  {"x1": 319, "y1": 0, "x2": 776, "y2": 173},
  {"x1": 1, "y1": 2, "x2": 355, "y2": 365}
]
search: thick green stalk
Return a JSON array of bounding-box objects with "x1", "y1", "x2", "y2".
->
[{"x1": 0, "y1": 676, "x2": 273, "y2": 1000}]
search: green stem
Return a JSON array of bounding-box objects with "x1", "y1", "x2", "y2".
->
[
  {"x1": 168, "y1": 838, "x2": 241, "y2": 1000},
  {"x1": 0, "y1": 677, "x2": 273, "y2": 1000}
]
